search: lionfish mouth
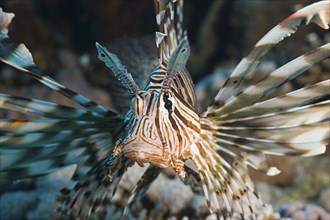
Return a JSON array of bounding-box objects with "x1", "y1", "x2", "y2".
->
[{"x1": 120, "y1": 137, "x2": 170, "y2": 168}]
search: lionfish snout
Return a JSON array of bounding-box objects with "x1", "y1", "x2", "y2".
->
[
  {"x1": 120, "y1": 136, "x2": 170, "y2": 168},
  {"x1": 116, "y1": 115, "x2": 171, "y2": 168}
]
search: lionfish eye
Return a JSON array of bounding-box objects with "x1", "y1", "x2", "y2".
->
[{"x1": 164, "y1": 99, "x2": 173, "y2": 110}]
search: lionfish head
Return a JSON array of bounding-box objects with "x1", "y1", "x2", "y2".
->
[
  {"x1": 119, "y1": 91, "x2": 172, "y2": 168},
  {"x1": 115, "y1": 38, "x2": 200, "y2": 177}
]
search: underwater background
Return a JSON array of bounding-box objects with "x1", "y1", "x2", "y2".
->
[{"x1": 0, "y1": 0, "x2": 329, "y2": 219}]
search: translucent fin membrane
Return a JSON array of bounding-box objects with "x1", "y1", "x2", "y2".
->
[{"x1": 96, "y1": 42, "x2": 141, "y2": 95}]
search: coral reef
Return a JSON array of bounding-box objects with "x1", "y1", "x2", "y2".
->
[
  {"x1": 278, "y1": 202, "x2": 330, "y2": 220},
  {"x1": 0, "y1": 191, "x2": 38, "y2": 220}
]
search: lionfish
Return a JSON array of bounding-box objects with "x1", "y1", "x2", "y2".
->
[{"x1": 0, "y1": 0, "x2": 329, "y2": 219}]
